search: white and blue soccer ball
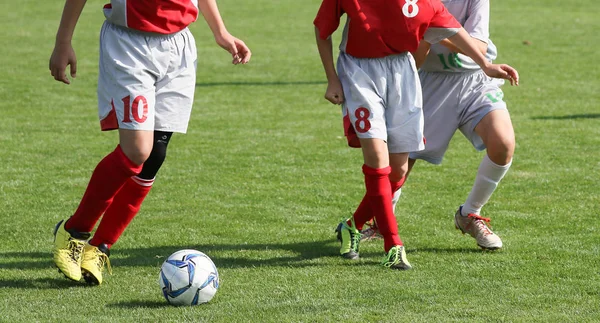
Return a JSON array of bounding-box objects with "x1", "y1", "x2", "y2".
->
[{"x1": 159, "y1": 249, "x2": 219, "y2": 306}]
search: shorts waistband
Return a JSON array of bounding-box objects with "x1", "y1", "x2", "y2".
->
[{"x1": 104, "y1": 21, "x2": 188, "y2": 39}]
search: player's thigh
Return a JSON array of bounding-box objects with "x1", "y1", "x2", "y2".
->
[
  {"x1": 385, "y1": 54, "x2": 425, "y2": 154},
  {"x1": 155, "y1": 30, "x2": 197, "y2": 134},
  {"x1": 359, "y1": 138, "x2": 390, "y2": 169},
  {"x1": 408, "y1": 72, "x2": 461, "y2": 164},
  {"x1": 459, "y1": 73, "x2": 512, "y2": 155},
  {"x1": 97, "y1": 22, "x2": 158, "y2": 133}
]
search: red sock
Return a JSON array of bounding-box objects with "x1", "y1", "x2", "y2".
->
[
  {"x1": 65, "y1": 145, "x2": 143, "y2": 232},
  {"x1": 353, "y1": 175, "x2": 406, "y2": 230},
  {"x1": 90, "y1": 176, "x2": 153, "y2": 248},
  {"x1": 350, "y1": 196, "x2": 371, "y2": 230},
  {"x1": 362, "y1": 165, "x2": 402, "y2": 251},
  {"x1": 390, "y1": 175, "x2": 406, "y2": 193}
]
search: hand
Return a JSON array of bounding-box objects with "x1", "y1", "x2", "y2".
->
[
  {"x1": 215, "y1": 33, "x2": 251, "y2": 65},
  {"x1": 324, "y1": 79, "x2": 344, "y2": 105},
  {"x1": 49, "y1": 42, "x2": 77, "y2": 84},
  {"x1": 483, "y1": 63, "x2": 519, "y2": 86}
]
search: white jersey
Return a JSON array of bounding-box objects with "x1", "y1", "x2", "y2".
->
[{"x1": 420, "y1": 0, "x2": 497, "y2": 73}]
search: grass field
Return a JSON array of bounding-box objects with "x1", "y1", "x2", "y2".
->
[{"x1": 1, "y1": 0, "x2": 599, "y2": 322}]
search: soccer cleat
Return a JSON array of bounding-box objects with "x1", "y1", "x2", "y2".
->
[
  {"x1": 335, "y1": 219, "x2": 361, "y2": 260},
  {"x1": 454, "y1": 207, "x2": 503, "y2": 250},
  {"x1": 81, "y1": 243, "x2": 112, "y2": 285},
  {"x1": 381, "y1": 245, "x2": 412, "y2": 270},
  {"x1": 52, "y1": 219, "x2": 90, "y2": 281},
  {"x1": 360, "y1": 220, "x2": 383, "y2": 241}
]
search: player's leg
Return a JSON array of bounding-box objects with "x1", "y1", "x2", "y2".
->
[
  {"x1": 53, "y1": 22, "x2": 158, "y2": 282},
  {"x1": 463, "y1": 109, "x2": 514, "y2": 215},
  {"x1": 455, "y1": 75, "x2": 513, "y2": 250},
  {"x1": 81, "y1": 131, "x2": 170, "y2": 285},
  {"x1": 90, "y1": 131, "x2": 172, "y2": 251},
  {"x1": 334, "y1": 52, "x2": 391, "y2": 260},
  {"x1": 360, "y1": 156, "x2": 415, "y2": 241},
  {"x1": 82, "y1": 27, "x2": 197, "y2": 285},
  {"x1": 372, "y1": 53, "x2": 424, "y2": 270}
]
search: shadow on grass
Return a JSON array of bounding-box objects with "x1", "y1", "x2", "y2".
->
[
  {"x1": 107, "y1": 300, "x2": 171, "y2": 309},
  {"x1": 0, "y1": 241, "x2": 495, "y2": 289},
  {"x1": 0, "y1": 239, "x2": 339, "y2": 272},
  {"x1": 0, "y1": 241, "x2": 490, "y2": 274},
  {"x1": 531, "y1": 113, "x2": 600, "y2": 120},
  {"x1": 195, "y1": 80, "x2": 326, "y2": 87},
  {"x1": 115, "y1": 240, "x2": 339, "y2": 269},
  {"x1": 408, "y1": 247, "x2": 491, "y2": 254},
  {"x1": 0, "y1": 277, "x2": 91, "y2": 289}
]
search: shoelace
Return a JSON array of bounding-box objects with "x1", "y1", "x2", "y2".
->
[
  {"x1": 350, "y1": 229, "x2": 361, "y2": 251},
  {"x1": 68, "y1": 239, "x2": 85, "y2": 262},
  {"x1": 95, "y1": 250, "x2": 113, "y2": 275},
  {"x1": 382, "y1": 247, "x2": 400, "y2": 267},
  {"x1": 466, "y1": 214, "x2": 493, "y2": 235}
]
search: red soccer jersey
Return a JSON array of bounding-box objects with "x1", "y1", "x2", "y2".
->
[
  {"x1": 314, "y1": 0, "x2": 461, "y2": 58},
  {"x1": 103, "y1": 0, "x2": 199, "y2": 34}
]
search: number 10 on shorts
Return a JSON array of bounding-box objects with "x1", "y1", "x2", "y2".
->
[{"x1": 120, "y1": 95, "x2": 149, "y2": 124}]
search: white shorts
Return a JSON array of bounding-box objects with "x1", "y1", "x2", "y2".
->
[
  {"x1": 410, "y1": 70, "x2": 508, "y2": 164},
  {"x1": 337, "y1": 52, "x2": 425, "y2": 154},
  {"x1": 97, "y1": 22, "x2": 197, "y2": 133}
]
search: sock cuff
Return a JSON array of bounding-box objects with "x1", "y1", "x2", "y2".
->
[
  {"x1": 484, "y1": 154, "x2": 512, "y2": 170},
  {"x1": 114, "y1": 145, "x2": 144, "y2": 175},
  {"x1": 362, "y1": 164, "x2": 392, "y2": 176},
  {"x1": 390, "y1": 175, "x2": 406, "y2": 192},
  {"x1": 131, "y1": 176, "x2": 155, "y2": 187}
]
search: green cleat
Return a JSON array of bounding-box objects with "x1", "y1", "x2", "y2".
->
[
  {"x1": 52, "y1": 219, "x2": 90, "y2": 281},
  {"x1": 381, "y1": 245, "x2": 412, "y2": 270},
  {"x1": 81, "y1": 243, "x2": 112, "y2": 285},
  {"x1": 335, "y1": 219, "x2": 361, "y2": 260}
]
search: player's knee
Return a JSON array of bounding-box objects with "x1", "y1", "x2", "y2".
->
[
  {"x1": 121, "y1": 146, "x2": 153, "y2": 166},
  {"x1": 389, "y1": 164, "x2": 408, "y2": 181},
  {"x1": 137, "y1": 131, "x2": 173, "y2": 180},
  {"x1": 487, "y1": 135, "x2": 515, "y2": 165}
]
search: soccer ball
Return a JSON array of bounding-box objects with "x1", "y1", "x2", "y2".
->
[{"x1": 159, "y1": 249, "x2": 219, "y2": 306}]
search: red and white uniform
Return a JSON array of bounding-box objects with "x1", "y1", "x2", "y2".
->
[
  {"x1": 314, "y1": 0, "x2": 461, "y2": 58},
  {"x1": 103, "y1": 0, "x2": 199, "y2": 34},
  {"x1": 98, "y1": 1, "x2": 199, "y2": 133},
  {"x1": 314, "y1": 0, "x2": 461, "y2": 153}
]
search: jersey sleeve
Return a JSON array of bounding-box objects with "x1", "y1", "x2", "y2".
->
[
  {"x1": 313, "y1": 0, "x2": 344, "y2": 40},
  {"x1": 423, "y1": 0, "x2": 461, "y2": 44},
  {"x1": 464, "y1": 0, "x2": 490, "y2": 43}
]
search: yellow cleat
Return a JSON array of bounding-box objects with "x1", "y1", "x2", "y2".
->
[
  {"x1": 52, "y1": 220, "x2": 90, "y2": 281},
  {"x1": 81, "y1": 243, "x2": 112, "y2": 285}
]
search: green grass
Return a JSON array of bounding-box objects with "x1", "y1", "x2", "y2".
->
[{"x1": 1, "y1": 0, "x2": 599, "y2": 322}]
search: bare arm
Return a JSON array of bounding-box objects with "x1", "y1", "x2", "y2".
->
[
  {"x1": 412, "y1": 41, "x2": 431, "y2": 69},
  {"x1": 49, "y1": 0, "x2": 87, "y2": 84},
  {"x1": 447, "y1": 28, "x2": 519, "y2": 85},
  {"x1": 315, "y1": 27, "x2": 344, "y2": 105},
  {"x1": 438, "y1": 37, "x2": 487, "y2": 56},
  {"x1": 197, "y1": 0, "x2": 251, "y2": 64}
]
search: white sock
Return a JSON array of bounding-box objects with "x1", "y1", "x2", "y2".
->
[
  {"x1": 392, "y1": 188, "x2": 402, "y2": 213},
  {"x1": 462, "y1": 154, "x2": 512, "y2": 216}
]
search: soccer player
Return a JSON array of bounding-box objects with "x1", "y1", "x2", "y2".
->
[
  {"x1": 314, "y1": 0, "x2": 518, "y2": 269},
  {"x1": 362, "y1": 0, "x2": 514, "y2": 250},
  {"x1": 49, "y1": 0, "x2": 251, "y2": 285}
]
